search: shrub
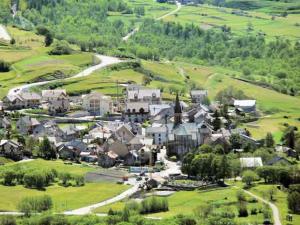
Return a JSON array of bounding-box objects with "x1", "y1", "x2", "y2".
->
[
  {"x1": 250, "y1": 208, "x2": 257, "y2": 215},
  {"x1": 236, "y1": 190, "x2": 246, "y2": 202},
  {"x1": 238, "y1": 203, "x2": 248, "y2": 217},
  {"x1": 287, "y1": 191, "x2": 300, "y2": 214},
  {"x1": 0, "y1": 60, "x2": 10, "y2": 72},
  {"x1": 0, "y1": 216, "x2": 17, "y2": 225},
  {"x1": 49, "y1": 41, "x2": 72, "y2": 55},
  {"x1": 140, "y1": 197, "x2": 168, "y2": 214},
  {"x1": 2, "y1": 169, "x2": 17, "y2": 186},
  {"x1": 23, "y1": 171, "x2": 47, "y2": 189},
  {"x1": 18, "y1": 195, "x2": 53, "y2": 216}
]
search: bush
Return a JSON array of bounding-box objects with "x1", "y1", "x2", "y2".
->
[
  {"x1": 140, "y1": 197, "x2": 168, "y2": 214},
  {"x1": 0, "y1": 60, "x2": 10, "y2": 72},
  {"x1": 287, "y1": 191, "x2": 300, "y2": 214},
  {"x1": 250, "y1": 208, "x2": 257, "y2": 215},
  {"x1": 238, "y1": 203, "x2": 248, "y2": 217},
  {"x1": 0, "y1": 216, "x2": 17, "y2": 225},
  {"x1": 49, "y1": 41, "x2": 72, "y2": 55},
  {"x1": 2, "y1": 169, "x2": 17, "y2": 186},
  {"x1": 18, "y1": 195, "x2": 53, "y2": 216}
]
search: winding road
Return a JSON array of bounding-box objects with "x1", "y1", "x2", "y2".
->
[{"x1": 7, "y1": 55, "x2": 123, "y2": 97}]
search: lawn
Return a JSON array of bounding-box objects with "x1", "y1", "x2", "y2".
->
[
  {"x1": 94, "y1": 187, "x2": 267, "y2": 224},
  {"x1": 0, "y1": 159, "x2": 130, "y2": 212},
  {"x1": 0, "y1": 183, "x2": 129, "y2": 212},
  {"x1": 0, "y1": 159, "x2": 95, "y2": 176}
]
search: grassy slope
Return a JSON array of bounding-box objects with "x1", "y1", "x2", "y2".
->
[
  {"x1": 163, "y1": 4, "x2": 300, "y2": 40},
  {"x1": 94, "y1": 186, "x2": 266, "y2": 224},
  {"x1": 235, "y1": 181, "x2": 300, "y2": 225},
  {"x1": 0, "y1": 159, "x2": 130, "y2": 212},
  {"x1": 0, "y1": 26, "x2": 93, "y2": 98}
]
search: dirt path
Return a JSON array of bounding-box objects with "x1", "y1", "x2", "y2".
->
[
  {"x1": 234, "y1": 186, "x2": 282, "y2": 225},
  {"x1": 122, "y1": 1, "x2": 182, "y2": 41}
]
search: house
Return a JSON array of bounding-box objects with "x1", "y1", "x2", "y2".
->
[
  {"x1": 58, "y1": 145, "x2": 78, "y2": 160},
  {"x1": 0, "y1": 116, "x2": 11, "y2": 129},
  {"x1": 128, "y1": 135, "x2": 153, "y2": 151},
  {"x1": 266, "y1": 156, "x2": 292, "y2": 166},
  {"x1": 82, "y1": 92, "x2": 113, "y2": 116},
  {"x1": 127, "y1": 88, "x2": 161, "y2": 104},
  {"x1": 42, "y1": 90, "x2": 70, "y2": 114},
  {"x1": 61, "y1": 125, "x2": 82, "y2": 141},
  {"x1": 145, "y1": 124, "x2": 169, "y2": 146},
  {"x1": 3, "y1": 92, "x2": 41, "y2": 109},
  {"x1": 275, "y1": 145, "x2": 298, "y2": 158},
  {"x1": 32, "y1": 121, "x2": 64, "y2": 140},
  {"x1": 98, "y1": 151, "x2": 118, "y2": 168},
  {"x1": 16, "y1": 116, "x2": 40, "y2": 135},
  {"x1": 108, "y1": 139, "x2": 129, "y2": 158},
  {"x1": 123, "y1": 102, "x2": 150, "y2": 123},
  {"x1": 190, "y1": 90, "x2": 208, "y2": 104},
  {"x1": 240, "y1": 157, "x2": 263, "y2": 169},
  {"x1": 234, "y1": 100, "x2": 256, "y2": 113},
  {"x1": 0, "y1": 139, "x2": 23, "y2": 160},
  {"x1": 115, "y1": 124, "x2": 135, "y2": 143}
]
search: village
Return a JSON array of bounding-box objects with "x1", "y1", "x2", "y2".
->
[{"x1": 0, "y1": 85, "x2": 296, "y2": 181}]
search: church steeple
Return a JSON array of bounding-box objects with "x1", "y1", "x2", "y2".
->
[{"x1": 174, "y1": 93, "x2": 182, "y2": 127}]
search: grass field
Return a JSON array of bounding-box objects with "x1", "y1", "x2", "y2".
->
[
  {"x1": 94, "y1": 186, "x2": 267, "y2": 223},
  {"x1": 0, "y1": 26, "x2": 94, "y2": 98},
  {"x1": 0, "y1": 183, "x2": 129, "y2": 212},
  {"x1": 163, "y1": 4, "x2": 300, "y2": 40},
  {"x1": 0, "y1": 159, "x2": 130, "y2": 212}
]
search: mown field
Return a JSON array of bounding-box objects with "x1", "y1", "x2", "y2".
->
[
  {"x1": 0, "y1": 159, "x2": 130, "y2": 212},
  {"x1": 94, "y1": 186, "x2": 267, "y2": 224}
]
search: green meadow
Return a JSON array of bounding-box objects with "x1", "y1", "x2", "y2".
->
[
  {"x1": 94, "y1": 186, "x2": 267, "y2": 224},
  {"x1": 163, "y1": 4, "x2": 300, "y2": 40},
  {"x1": 0, "y1": 159, "x2": 130, "y2": 212}
]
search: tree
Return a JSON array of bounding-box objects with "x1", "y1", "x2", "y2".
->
[
  {"x1": 212, "y1": 110, "x2": 221, "y2": 131},
  {"x1": 242, "y1": 170, "x2": 259, "y2": 187},
  {"x1": 39, "y1": 137, "x2": 56, "y2": 159},
  {"x1": 287, "y1": 191, "x2": 300, "y2": 214},
  {"x1": 282, "y1": 126, "x2": 296, "y2": 149},
  {"x1": 0, "y1": 60, "x2": 10, "y2": 72},
  {"x1": 230, "y1": 133, "x2": 243, "y2": 149},
  {"x1": 217, "y1": 155, "x2": 231, "y2": 181},
  {"x1": 198, "y1": 144, "x2": 213, "y2": 153},
  {"x1": 45, "y1": 32, "x2": 53, "y2": 47},
  {"x1": 265, "y1": 132, "x2": 275, "y2": 148},
  {"x1": 49, "y1": 41, "x2": 72, "y2": 55}
]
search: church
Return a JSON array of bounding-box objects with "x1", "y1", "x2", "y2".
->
[{"x1": 166, "y1": 94, "x2": 211, "y2": 158}]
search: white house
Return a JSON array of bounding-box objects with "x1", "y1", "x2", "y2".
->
[
  {"x1": 124, "y1": 102, "x2": 150, "y2": 123},
  {"x1": 240, "y1": 157, "x2": 263, "y2": 169},
  {"x1": 234, "y1": 100, "x2": 256, "y2": 113},
  {"x1": 82, "y1": 92, "x2": 113, "y2": 116},
  {"x1": 127, "y1": 88, "x2": 161, "y2": 104}
]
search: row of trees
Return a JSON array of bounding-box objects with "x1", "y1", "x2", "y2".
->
[{"x1": 1, "y1": 167, "x2": 84, "y2": 189}]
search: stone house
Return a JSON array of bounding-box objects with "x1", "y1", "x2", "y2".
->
[
  {"x1": 0, "y1": 139, "x2": 23, "y2": 160},
  {"x1": 190, "y1": 90, "x2": 208, "y2": 104},
  {"x1": 16, "y1": 116, "x2": 40, "y2": 135},
  {"x1": 42, "y1": 90, "x2": 70, "y2": 114},
  {"x1": 3, "y1": 92, "x2": 41, "y2": 110}
]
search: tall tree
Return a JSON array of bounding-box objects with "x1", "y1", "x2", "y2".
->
[{"x1": 265, "y1": 132, "x2": 275, "y2": 148}]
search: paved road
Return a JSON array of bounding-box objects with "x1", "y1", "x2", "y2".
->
[
  {"x1": 0, "y1": 25, "x2": 11, "y2": 41},
  {"x1": 64, "y1": 183, "x2": 141, "y2": 215},
  {"x1": 7, "y1": 55, "x2": 122, "y2": 97},
  {"x1": 122, "y1": 1, "x2": 182, "y2": 41},
  {"x1": 236, "y1": 187, "x2": 282, "y2": 225}
]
